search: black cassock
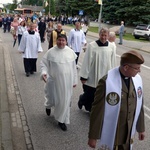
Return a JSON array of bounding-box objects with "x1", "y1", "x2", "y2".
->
[{"x1": 38, "y1": 21, "x2": 46, "y2": 42}]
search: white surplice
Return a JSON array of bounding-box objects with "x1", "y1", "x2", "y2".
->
[
  {"x1": 79, "y1": 41, "x2": 116, "y2": 88},
  {"x1": 40, "y1": 45, "x2": 77, "y2": 124},
  {"x1": 68, "y1": 29, "x2": 86, "y2": 53},
  {"x1": 18, "y1": 31, "x2": 43, "y2": 58}
]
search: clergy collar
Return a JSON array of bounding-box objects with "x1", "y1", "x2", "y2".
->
[
  {"x1": 120, "y1": 71, "x2": 130, "y2": 80},
  {"x1": 28, "y1": 30, "x2": 35, "y2": 35},
  {"x1": 75, "y1": 28, "x2": 80, "y2": 31},
  {"x1": 96, "y1": 40, "x2": 108, "y2": 46},
  {"x1": 56, "y1": 29, "x2": 62, "y2": 33}
]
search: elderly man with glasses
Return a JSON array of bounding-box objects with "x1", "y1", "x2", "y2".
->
[{"x1": 88, "y1": 50, "x2": 145, "y2": 150}]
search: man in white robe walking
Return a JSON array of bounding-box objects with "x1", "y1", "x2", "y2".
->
[
  {"x1": 68, "y1": 21, "x2": 87, "y2": 64},
  {"x1": 78, "y1": 28, "x2": 116, "y2": 112},
  {"x1": 40, "y1": 34, "x2": 77, "y2": 131},
  {"x1": 18, "y1": 23, "x2": 43, "y2": 77}
]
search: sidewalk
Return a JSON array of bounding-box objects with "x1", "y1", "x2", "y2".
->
[
  {"x1": 0, "y1": 34, "x2": 32, "y2": 150},
  {"x1": 0, "y1": 42, "x2": 13, "y2": 150},
  {"x1": 88, "y1": 30, "x2": 150, "y2": 53},
  {"x1": 63, "y1": 24, "x2": 150, "y2": 53}
]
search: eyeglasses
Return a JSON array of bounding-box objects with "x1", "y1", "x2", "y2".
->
[{"x1": 127, "y1": 64, "x2": 140, "y2": 71}]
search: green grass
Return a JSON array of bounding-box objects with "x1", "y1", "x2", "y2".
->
[
  {"x1": 67, "y1": 25, "x2": 149, "y2": 42},
  {"x1": 88, "y1": 26, "x2": 137, "y2": 41},
  {"x1": 117, "y1": 33, "x2": 138, "y2": 41},
  {"x1": 116, "y1": 33, "x2": 149, "y2": 42},
  {"x1": 88, "y1": 26, "x2": 99, "y2": 33},
  {"x1": 89, "y1": 26, "x2": 149, "y2": 42}
]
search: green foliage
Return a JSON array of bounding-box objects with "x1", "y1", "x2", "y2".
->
[
  {"x1": 67, "y1": 24, "x2": 149, "y2": 42},
  {"x1": 13, "y1": 0, "x2": 18, "y2": 4},
  {"x1": 4, "y1": 0, "x2": 150, "y2": 26},
  {"x1": 54, "y1": 0, "x2": 150, "y2": 26},
  {"x1": 4, "y1": 3, "x2": 13, "y2": 11},
  {"x1": 9, "y1": 0, "x2": 17, "y2": 10},
  {"x1": 89, "y1": 26, "x2": 99, "y2": 33},
  {"x1": 102, "y1": 0, "x2": 150, "y2": 25},
  {"x1": 50, "y1": 0, "x2": 55, "y2": 15},
  {"x1": 10, "y1": 3, "x2": 17, "y2": 11},
  {"x1": 55, "y1": 0, "x2": 99, "y2": 18},
  {"x1": 45, "y1": 0, "x2": 55, "y2": 15},
  {"x1": 89, "y1": 26, "x2": 149, "y2": 42},
  {"x1": 23, "y1": 0, "x2": 43, "y2": 6}
]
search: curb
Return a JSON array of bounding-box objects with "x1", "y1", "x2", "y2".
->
[
  {"x1": 0, "y1": 43, "x2": 13, "y2": 150},
  {"x1": 1, "y1": 40, "x2": 34, "y2": 150},
  {"x1": 63, "y1": 25, "x2": 150, "y2": 53}
]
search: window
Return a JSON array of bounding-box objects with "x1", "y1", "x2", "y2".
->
[{"x1": 24, "y1": 9, "x2": 32, "y2": 14}]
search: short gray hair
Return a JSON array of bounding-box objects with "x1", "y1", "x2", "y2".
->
[
  {"x1": 99, "y1": 27, "x2": 109, "y2": 35},
  {"x1": 109, "y1": 32, "x2": 116, "y2": 38}
]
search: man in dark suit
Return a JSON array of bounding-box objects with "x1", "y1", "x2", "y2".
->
[
  {"x1": 7, "y1": 14, "x2": 13, "y2": 32},
  {"x1": 38, "y1": 18, "x2": 46, "y2": 43},
  {"x1": 2, "y1": 15, "x2": 8, "y2": 33}
]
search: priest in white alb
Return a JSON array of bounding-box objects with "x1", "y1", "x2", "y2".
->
[
  {"x1": 40, "y1": 34, "x2": 77, "y2": 131},
  {"x1": 18, "y1": 23, "x2": 43, "y2": 77},
  {"x1": 78, "y1": 28, "x2": 116, "y2": 112}
]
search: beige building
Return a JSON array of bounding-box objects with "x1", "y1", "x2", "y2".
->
[{"x1": 15, "y1": 4, "x2": 43, "y2": 15}]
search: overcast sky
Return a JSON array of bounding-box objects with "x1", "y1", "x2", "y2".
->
[{"x1": 1, "y1": 0, "x2": 21, "y2": 4}]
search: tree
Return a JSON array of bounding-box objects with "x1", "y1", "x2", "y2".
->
[
  {"x1": 11, "y1": 0, "x2": 149, "y2": 26},
  {"x1": 13, "y1": 0, "x2": 18, "y2": 4},
  {"x1": 45, "y1": 0, "x2": 55, "y2": 15},
  {"x1": 102, "y1": 0, "x2": 150, "y2": 25},
  {"x1": 10, "y1": 0, "x2": 18, "y2": 11},
  {"x1": 55, "y1": 0, "x2": 99, "y2": 19},
  {"x1": 23, "y1": 0, "x2": 43, "y2": 6}
]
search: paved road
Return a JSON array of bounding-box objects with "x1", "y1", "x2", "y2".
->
[
  {"x1": 0, "y1": 25, "x2": 150, "y2": 150},
  {"x1": 90, "y1": 21, "x2": 135, "y2": 34}
]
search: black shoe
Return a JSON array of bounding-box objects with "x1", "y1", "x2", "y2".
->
[
  {"x1": 26, "y1": 72, "x2": 30, "y2": 77},
  {"x1": 85, "y1": 106, "x2": 91, "y2": 112},
  {"x1": 78, "y1": 95, "x2": 83, "y2": 109},
  {"x1": 58, "y1": 122, "x2": 67, "y2": 131},
  {"x1": 30, "y1": 71, "x2": 34, "y2": 74},
  {"x1": 46, "y1": 108, "x2": 51, "y2": 116},
  {"x1": 118, "y1": 43, "x2": 122, "y2": 45}
]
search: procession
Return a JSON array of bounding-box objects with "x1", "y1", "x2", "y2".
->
[{"x1": 0, "y1": 1, "x2": 150, "y2": 150}]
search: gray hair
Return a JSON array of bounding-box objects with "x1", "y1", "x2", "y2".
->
[
  {"x1": 99, "y1": 27, "x2": 109, "y2": 35},
  {"x1": 109, "y1": 32, "x2": 116, "y2": 38},
  {"x1": 121, "y1": 21, "x2": 124, "y2": 24}
]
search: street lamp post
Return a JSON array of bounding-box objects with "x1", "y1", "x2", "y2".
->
[
  {"x1": 49, "y1": 0, "x2": 50, "y2": 16},
  {"x1": 98, "y1": 0, "x2": 103, "y2": 32}
]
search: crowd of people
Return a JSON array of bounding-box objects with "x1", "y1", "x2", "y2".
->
[{"x1": 0, "y1": 12, "x2": 145, "y2": 150}]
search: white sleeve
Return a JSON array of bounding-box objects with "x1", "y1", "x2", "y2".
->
[
  {"x1": 73, "y1": 61, "x2": 78, "y2": 85},
  {"x1": 18, "y1": 32, "x2": 26, "y2": 52},
  {"x1": 79, "y1": 43, "x2": 92, "y2": 79},
  {"x1": 111, "y1": 44, "x2": 117, "y2": 68},
  {"x1": 37, "y1": 33, "x2": 43, "y2": 52},
  {"x1": 82, "y1": 32, "x2": 86, "y2": 44},
  {"x1": 67, "y1": 29, "x2": 74, "y2": 47},
  {"x1": 40, "y1": 52, "x2": 49, "y2": 79},
  {"x1": 16, "y1": 26, "x2": 20, "y2": 36}
]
